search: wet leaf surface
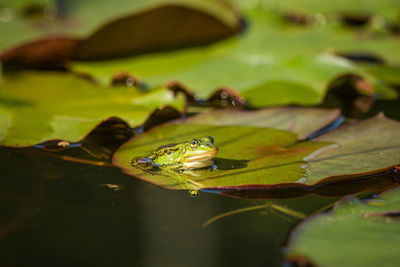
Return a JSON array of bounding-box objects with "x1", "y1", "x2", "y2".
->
[
  {"x1": 286, "y1": 186, "x2": 400, "y2": 267},
  {"x1": 0, "y1": 71, "x2": 185, "y2": 146},
  {"x1": 113, "y1": 110, "x2": 400, "y2": 196}
]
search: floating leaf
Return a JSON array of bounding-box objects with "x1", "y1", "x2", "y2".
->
[
  {"x1": 306, "y1": 113, "x2": 400, "y2": 184},
  {"x1": 362, "y1": 64, "x2": 400, "y2": 85},
  {"x1": 184, "y1": 107, "x2": 341, "y2": 139},
  {"x1": 113, "y1": 124, "x2": 330, "y2": 192},
  {"x1": 74, "y1": 5, "x2": 399, "y2": 107},
  {"x1": 0, "y1": 0, "x2": 240, "y2": 69},
  {"x1": 286, "y1": 187, "x2": 400, "y2": 267},
  {"x1": 113, "y1": 110, "x2": 400, "y2": 196},
  {"x1": 0, "y1": 71, "x2": 185, "y2": 146},
  {"x1": 271, "y1": 0, "x2": 400, "y2": 22},
  {"x1": 72, "y1": 2, "x2": 240, "y2": 60}
]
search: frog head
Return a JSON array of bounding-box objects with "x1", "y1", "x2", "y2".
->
[{"x1": 181, "y1": 136, "x2": 218, "y2": 169}]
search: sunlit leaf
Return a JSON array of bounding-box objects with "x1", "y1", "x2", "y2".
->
[
  {"x1": 184, "y1": 107, "x2": 341, "y2": 139},
  {"x1": 113, "y1": 123, "x2": 330, "y2": 192},
  {"x1": 113, "y1": 110, "x2": 400, "y2": 195},
  {"x1": 306, "y1": 113, "x2": 400, "y2": 183},
  {"x1": 286, "y1": 187, "x2": 400, "y2": 267},
  {"x1": 0, "y1": 71, "x2": 185, "y2": 146}
]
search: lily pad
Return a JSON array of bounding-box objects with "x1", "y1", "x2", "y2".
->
[
  {"x1": 286, "y1": 186, "x2": 400, "y2": 267},
  {"x1": 71, "y1": 1, "x2": 240, "y2": 60},
  {"x1": 306, "y1": 113, "x2": 400, "y2": 183},
  {"x1": 73, "y1": 5, "x2": 400, "y2": 107},
  {"x1": 0, "y1": 0, "x2": 239, "y2": 69},
  {"x1": 184, "y1": 107, "x2": 341, "y2": 139},
  {"x1": 112, "y1": 110, "x2": 400, "y2": 195},
  {"x1": 270, "y1": 0, "x2": 400, "y2": 21},
  {"x1": 362, "y1": 64, "x2": 400, "y2": 85},
  {"x1": 0, "y1": 71, "x2": 185, "y2": 147},
  {"x1": 113, "y1": 123, "x2": 330, "y2": 192}
]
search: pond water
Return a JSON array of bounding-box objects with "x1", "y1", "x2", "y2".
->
[{"x1": 0, "y1": 146, "x2": 338, "y2": 266}]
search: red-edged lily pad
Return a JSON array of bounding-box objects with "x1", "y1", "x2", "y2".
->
[{"x1": 113, "y1": 110, "x2": 400, "y2": 197}]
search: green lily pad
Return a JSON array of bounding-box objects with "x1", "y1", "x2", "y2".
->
[
  {"x1": 269, "y1": 0, "x2": 400, "y2": 21},
  {"x1": 286, "y1": 186, "x2": 400, "y2": 267},
  {"x1": 0, "y1": 0, "x2": 238, "y2": 51},
  {"x1": 184, "y1": 107, "x2": 340, "y2": 139},
  {"x1": 0, "y1": 0, "x2": 239, "y2": 68},
  {"x1": 113, "y1": 123, "x2": 330, "y2": 192},
  {"x1": 66, "y1": 0, "x2": 239, "y2": 40},
  {"x1": 71, "y1": 0, "x2": 240, "y2": 60},
  {"x1": 362, "y1": 64, "x2": 400, "y2": 85},
  {"x1": 0, "y1": 71, "x2": 185, "y2": 147},
  {"x1": 112, "y1": 110, "x2": 400, "y2": 194},
  {"x1": 73, "y1": 5, "x2": 399, "y2": 107},
  {"x1": 0, "y1": 0, "x2": 51, "y2": 51},
  {"x1": 306, "y1": 113, "x2": 400, "y2": 183}
]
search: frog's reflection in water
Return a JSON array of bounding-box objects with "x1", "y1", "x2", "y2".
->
[
  {"x1": 132, "y1": 157, "x2": 248, "y2": 175},
  {"x1": 131, "y1": 157, "x2": 248, "y2": 197}
]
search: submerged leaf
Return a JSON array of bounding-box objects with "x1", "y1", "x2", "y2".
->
[
  {"x1": 0, "y1": 71, "x2": 185, "y2": 146},
  {"x1": 286, "y1": 187, "x2": 400, "y2": 267}
]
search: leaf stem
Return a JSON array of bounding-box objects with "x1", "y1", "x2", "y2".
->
[
  {"x1": 202, "y1": 202, "x2": 307, "y2": 228},
  {"x1": 40, "y1": 150, "x2": 112, "y2": 166},
  {"x1": 202, "y1": 203, "x2": 271, "y2": 228},
  {"x1": 269, "y1": 203, "x2": 307, "y2": 220}
]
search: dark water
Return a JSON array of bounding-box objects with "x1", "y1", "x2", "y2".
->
[{"x1": 0, "y1": 146, "x2": 339, "y2": 267}]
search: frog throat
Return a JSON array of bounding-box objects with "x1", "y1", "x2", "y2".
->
[{"x1": 181, "y1": 149, "x2": 217, "y2": 169}]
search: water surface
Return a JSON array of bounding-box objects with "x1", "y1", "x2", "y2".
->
[{"x1": 0, "y1": 146, "x2": 338, "y2": 266}]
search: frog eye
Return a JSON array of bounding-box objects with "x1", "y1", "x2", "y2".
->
[
  {"x1": 202, "y1": 136, "x2": 213, "y2": 143},
  {"x1": 189, "y1": 139, "x2": 199, "y2": 148}
]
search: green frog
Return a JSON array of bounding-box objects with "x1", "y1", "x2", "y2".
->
[
  {"x1": 131, "y1": 136, "x2": 218, "y2": 197},
  {"x1": 131, "y1": 136, "x2": 218, "y2": 171}
]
